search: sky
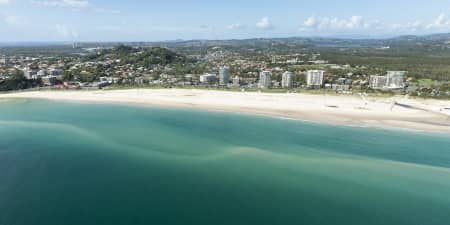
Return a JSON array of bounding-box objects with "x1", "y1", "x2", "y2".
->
[{"x1": 1, "y1": 0, "x2": 450, "y2": 42}]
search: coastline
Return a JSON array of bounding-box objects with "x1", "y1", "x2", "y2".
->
[{"x1": 1, "y1": 89, "x2": 449, "y2": 134}]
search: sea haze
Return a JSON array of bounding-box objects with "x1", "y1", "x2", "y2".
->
[{"x1": 0, "y1": 99, "x2": 449, "y2": 225}]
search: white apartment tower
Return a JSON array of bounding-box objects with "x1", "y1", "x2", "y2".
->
[
  {"x1": 369, "y1": 71, "x2": 406, "y2": 89},
  {"x1": 199, "y1": 73, "x2": 217, "y2": 84},
  {"x1": 386, "y1": 71, "x2": 406, "y2": 89},
  {"x1": 282, "y1": 71, "x2": 294, "y2": 88},
  {"x1": 306, "y1": 70, "x2": 324, "y2": 87},
  {"x1": 369, "y1": 75, "x2": 388, "y2": 89},
  {"x1": 219, "y1": 66, "x2": 231, "y2": 85},
  {"x1": 259, "y1": 71, "x2": 272, "y2": 88}
]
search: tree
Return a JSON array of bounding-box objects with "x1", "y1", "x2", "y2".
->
[
  {"x1": 62, "y1": 70, "x2": 74, "y2": 81},
  {"x1": 0, "y1": 69, "x2": 41, "y2": 91}
]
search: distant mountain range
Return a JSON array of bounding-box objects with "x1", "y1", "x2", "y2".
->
[{"x1": 1, "y1": 33, "x2": 450, "y2": 48}]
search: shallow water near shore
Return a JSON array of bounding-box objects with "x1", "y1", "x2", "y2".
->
[{"x1": 1, "y1": 99, "x2": 450, "y2": 225}]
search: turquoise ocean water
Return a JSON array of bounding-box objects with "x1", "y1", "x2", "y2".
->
[{"x1": 0, "y1": 99, "x2": 450, "y2": 225}]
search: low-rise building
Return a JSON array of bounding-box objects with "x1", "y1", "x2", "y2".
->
[
  {"x1": 41, "y1": 76, "x2": 59, "y2": 86},
  {"x1": 332, "y1": 84, "x2": 351, "y2": 91},
  {"x1": 200, "y1": 73, "x2": 217, "y2": 84},
  {"x1": 232, "y1": 76, "x2": 240, "y2": 87},
  {"x1": 37, "y1": 69, "x2": 48, "y2": 77},
  {"x1": 50, "y1": 69, "x2": 64, "y2": 76}
]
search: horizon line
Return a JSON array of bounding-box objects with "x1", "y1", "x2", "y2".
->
[{"x1": 0, "y1": 32, "x2": 449, "y2": 46}]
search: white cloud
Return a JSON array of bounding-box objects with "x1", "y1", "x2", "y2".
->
[
  {"x1": 426, "y1": 13, "x2": 450, "y2": 29},
  {"x1": 348, "y1": 16, "x2": 363, "y2": 28},
  {"x1": 0, "y1": 0, "x2": 13, "y2": 5},
  {"x1": 3, "y1": 15, "x2": 26, "y2": 26},
  {"x1": 4, "y1": 15, "x2": 18, "y2": 25},
  {"x1": 55, "y1": 24, "x2": 78, "y2": 39},
  {"x1": 389, "y1": 20, "x2": 424, "y2": 33},
  {"x1": 256, "y1": 17, "x2": 273, "y2": 29},
  {"x1": 305, "y1": 16, "x2": 368, "y2": 30},
  {"x1": 363, "y1": 20, "x2": 383, "y2": 30},
  {"x1": 300, "y1": 15, "x2": 394, "y2": 34},
  {"x1": 299, "y1": 13, "x2": 450, "y2": 35},
  {"x1": 304, "y1": 17, "x2": 317, "y2": 28},
  {"x1": 55, "y1": 24, "x2": 69, "y2": 36},
  {"x1": 227, "y1": 23, "x2": 245, "y2": 29},
  {"x1": 94, "y1": 7, "x2": 120, "y2": 14},
  {"x1": 435, "y1": 14, "x2": 447, "y2": 26},
  {"x1": 96, "y1": 23, "x2": 207, "y2": 34},
  {"x1": 31, "y1": 0, "x2": 90, "y2": 8},
  {"x1": 31, "y1": 0, "x2": 119, "y2": 13}
]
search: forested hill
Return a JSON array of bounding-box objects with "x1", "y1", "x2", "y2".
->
[{"x1": 84, "y1": 45, "x2": 194, "y2": 67}]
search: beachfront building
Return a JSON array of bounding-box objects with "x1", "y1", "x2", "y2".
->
[
  {"x1": 369, "y1": 75, "x2": 388, "y2": 89},
  {"x1": 37, "y1": 69, "x2": 48, "y2": 77},
  {"x1": 22, "y1": 68, "x2": 37, "y2": 79},
  {"x1": 306, "y1": 70, "x2": 324, "y2": 88},
  {"x1": 219, "y1": 66, "x2": 230, "y2": 86},
  {"x1": 199, "y1": 73, "x2": 217, "y2": 84},
  {"x1": 259, "y1": 71, "x2": 272, "y2": 88},
  {"x1": 386, "y1": 71, "x2": 406, "y2": 89},
  {"x1": 50, "y1": 68, "x2": 64, "y2": 76},
  {"x1": 332, "y1": 84, "x2": 351, "y2": 92},
  {"x1": 41, "y1": 75, "x2": 59, "y2": 86},
  {"x1": 232, "y1": 76, "x2": 240, "y2": 87},
  {"x1": 369, "y1": 71, "x2": 406, "y2": 89},
  {"x1": 281, "y1": 71, "x2": 294, "y2": 88}
]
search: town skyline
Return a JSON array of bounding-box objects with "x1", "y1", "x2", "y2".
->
[{"x1": 1, "y1": 0, "x2": 450, "y2": 42}]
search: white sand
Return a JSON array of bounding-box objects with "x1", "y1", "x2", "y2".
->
[{"x1": 1, "y1": 89, "x2": 450, "y2": 133}]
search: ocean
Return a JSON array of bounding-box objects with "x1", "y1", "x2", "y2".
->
[{"x1": 1, "y1": 99, "x2": 449, "y2": 225}]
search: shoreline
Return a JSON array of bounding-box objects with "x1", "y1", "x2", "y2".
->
[{"x1": 1, "y1": 89, "x2": 449, "y2": 134}]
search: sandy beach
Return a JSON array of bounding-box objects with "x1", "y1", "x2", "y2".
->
[{"x1": 1, "y1": 89, "x2": 449, "y2": 133}]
